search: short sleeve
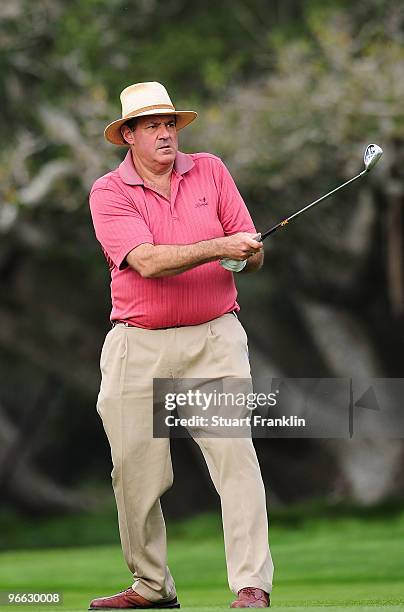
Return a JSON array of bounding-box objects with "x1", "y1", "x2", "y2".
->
[
  {"x1": 216, "y1": 160, "x2": 256, "y2": 235},
  {"x1": 89, "y1": 186, "x2": 154, "y2": 270}
]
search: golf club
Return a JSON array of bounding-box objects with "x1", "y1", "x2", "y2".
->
[{"x1": 220, "y1": 144, "x2": 383, "y2": 272}]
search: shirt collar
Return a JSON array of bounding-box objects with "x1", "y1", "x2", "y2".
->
[{"x1": 118, "y1": 150, "x2": 194, "y2": 186}]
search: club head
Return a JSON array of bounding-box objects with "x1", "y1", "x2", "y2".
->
[{"x1": 363, "y1": 143, "x2": 383, "y2": 173}]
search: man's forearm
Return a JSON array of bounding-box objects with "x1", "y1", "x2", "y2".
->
[
  {"x1": 127, "y1": 239, "x2": 223, "y2": 278},
  {"x1": 127, "y1": 232, "x2": 263, "y2": 278}
]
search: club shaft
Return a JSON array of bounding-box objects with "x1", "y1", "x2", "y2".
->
[{"x1": 260, "y1": 170, "x2": 365, "y2": 241}]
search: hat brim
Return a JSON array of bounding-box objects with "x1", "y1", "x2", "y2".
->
[{"x1": 104, "y1": 109, "x2": 198, "y2": 145}]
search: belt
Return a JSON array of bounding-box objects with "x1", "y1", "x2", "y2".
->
[
  {"x1": 111, "y1": 311, "x2": 238, "y2": 330},
  {"x1": 111, "y1": 321, "x2": 185, "y2": 330}
]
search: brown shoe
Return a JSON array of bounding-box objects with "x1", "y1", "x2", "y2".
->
[
  {"x1": 230, "y1": 587, "x2": 270, "y2": 608},
  {"x1": 88, "y1": 587, "x2": 180, "y2": 609}
]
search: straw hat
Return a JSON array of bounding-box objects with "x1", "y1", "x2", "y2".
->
[{"x1": 104, "y1": 81, "x2": 198, "y2": 145}]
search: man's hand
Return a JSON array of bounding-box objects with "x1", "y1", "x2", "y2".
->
[
  {"x1": 217, "y1": 232, "x2": 263, "y2": 261},
  {"x1": 218, "y1": 232, "x2": 264, "y2": 273},
  {"x1": 241, "y1": 249, "x2": 264, "y2": 273}
]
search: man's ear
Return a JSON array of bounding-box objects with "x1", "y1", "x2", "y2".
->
[{"x1": 121, "y1": 124, "x2": 135, "y2": 145}]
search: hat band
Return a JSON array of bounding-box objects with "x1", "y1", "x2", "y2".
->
[{"x1": 123, "y1": 103, "x2": 175, "y2": 119}]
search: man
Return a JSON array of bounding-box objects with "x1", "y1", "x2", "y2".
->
[{"x1": 88, "y1": 82, "x2": 274, "y2": 609}]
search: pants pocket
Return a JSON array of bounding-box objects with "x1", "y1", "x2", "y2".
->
[
  {"x1": 97, "y1": 327, "x2": 129, "y2": 417},
  {"x1": 207, "y1": 314, "x2": 251, "y2": 377}
]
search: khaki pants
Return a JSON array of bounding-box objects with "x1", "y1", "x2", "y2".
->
[{"x1": 96, "y1": 313, "x2": 274, "y2": 602}]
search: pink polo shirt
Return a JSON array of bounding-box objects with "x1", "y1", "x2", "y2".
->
[{"x1": 89, "y1": 150, "x2": 256, "y2": 329}]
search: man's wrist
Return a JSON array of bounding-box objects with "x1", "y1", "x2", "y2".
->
[{"x1": 200, "y1": 237, "x2": 224, "y2": 260}]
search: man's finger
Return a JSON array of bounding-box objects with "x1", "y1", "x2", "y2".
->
[
  {"x1": 246, "y1": 241, "x2": 263, "y2": 251},
  {"x1": 245, "y1": 237, "x2": 262, "y2": 246}
]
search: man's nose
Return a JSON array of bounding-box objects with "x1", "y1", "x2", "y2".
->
[{"x1": 157, "y1": 124, "x2": 170, "y2": 138}]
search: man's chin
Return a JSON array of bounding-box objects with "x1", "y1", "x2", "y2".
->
[{"x1": 156, "y1": 148, "x2": 176, "y2": 163}]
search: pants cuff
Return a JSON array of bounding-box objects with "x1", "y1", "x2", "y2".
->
[
  {"x1": 132, "y1": 579, "x2": 177, "y2": 603},
  {"x1": 232, "y1": 579, "x2": 272, "y2": 595}
]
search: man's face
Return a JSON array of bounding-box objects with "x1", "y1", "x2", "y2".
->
[{"x1": 123, "y1": 114, "x2": 178, "y2": 168}]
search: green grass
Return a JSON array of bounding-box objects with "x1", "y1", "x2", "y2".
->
[{"x1": 0, "y1": 510, "x2": 404, "y2": 611}]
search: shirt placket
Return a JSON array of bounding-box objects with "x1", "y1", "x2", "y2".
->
[{"x1": 170, "y1": 172, "x2": 182, "y2": 220}]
